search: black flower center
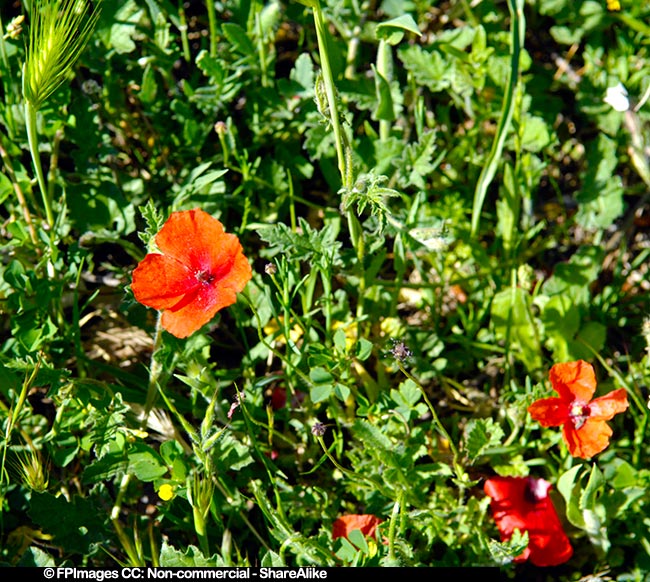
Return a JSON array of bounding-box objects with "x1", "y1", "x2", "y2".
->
[
  {"x1": 524, "y1": 477, "x2": 549, "y2": 503},
  {"x1": 196, "y1": 270, "x2": 215, "y2": 285}
]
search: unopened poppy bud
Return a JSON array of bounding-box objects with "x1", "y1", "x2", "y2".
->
[
  {"x1": 264, "y1": 263, "x2": 277, "y2": 275},
  {"x1": 214, "y1": 121, "x2": 227, "y2": 136}
]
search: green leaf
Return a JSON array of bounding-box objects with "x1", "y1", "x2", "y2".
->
[
  {"x1": 520, "y1": 115, "x2": 553, "y2": 152},
  {"x1": 579, "y1": 464, "x2": 610, "y2": 552},
  {"x1": 222, "y1": 22, "x2": 256, "y2": 58},
  {"x1": 334, "y1": 383, "x2": 351, "y2": 402},
  {"x1": 540, "y1": 245, "x2": 605, "y2": 303},
  {"x1": 82, "y1": 452, "x2": 129, "y2": 485},
  {"x1": 576, "y1": 176, "x2": 624, "y2": 230},
  {"x1": 351, "y1": 419, "x2": 403, "y2": 470},
  {"x1": 258, "y1": 217, "x2": 342, "y2": 266},
  {"x1": 376, "y1": 14, "x2": 422, "y2": 45},
  {"x1": 17, "y1": 546, "x2": 57, "y2": 567},
  {"x1": 389, "y1": 379, "x2": 425, "y2": 421},
  {"x1": 260, "y1": 551, "x2": 286, "y2": 567},
  {"x1": 399, "y1": 45, "x2": 451, "y2": 93},
  {"x1": 356, "y1": 338, "x2": 373, "y2": 361},
  {"x1": 333, "y1": 327, "x2": 348, "y2": 352},
  {"x1": 463, "y1": 418, "x2": 505, "y2": 461},
  {"x1": 310, "y1": 383, "x2": 333, "y2": 403},
  {"x1": 159, "y1": 541, "x2": 225, "y2": 566},
  {"x1": 128, "y1": 443, "x2": 168, "y2": 481},
  {"x1": 557, "y1": 465, "x2": 586, "y2": 529},
  {"x1": 372, "y1": 65, "x2": 395, "y2": 121},
  {"x1": 47, "y1": 431, "x2": 79, "y2": 468},
  {"x1": 101, "y1": 0, "x2": 144, "y2": 55},
  {"x1": 580, "y1": 463, "x2": 604, "y2": 511},
  {"x1": 28, "y1": 492, "x2": 108, "y2": 555},
  {"x1": 487, "y1": 528, "x2": 529, "y2": 565},
  {"x1": 491, "y1": 286, "x2": 542, "y2": 372},
  {"x1": 310, "y1": 366, "x2": 333, "y2": 384},
  {"x1": 140, "y1": 63, "x2": 158, "y2": 104},
  {"x1": 290, "y1": 52, "x2": 315, "y2": 93},
  {"x1": 347, "y1": 528, "x2": 370, "y2": 553},
  {"x1": 540, "y1": 294, "x2": 579, "y2": 362},
  {"x1": 395, "y1": 129, "x2": 442, "y2": 190}
]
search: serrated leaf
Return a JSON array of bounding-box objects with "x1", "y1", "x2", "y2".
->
[
  {"x1": 399, "y1": 45, "x2": 451, "y2": 93},
  {"x1": 258, "y1": 218, "x2": 342, "y2": 266},
  {"x1": 487, "y1": 528, "x2": 529, "y2": 565},
  {"x1": 464, "y1": 418, "x2": 505, "y2": 461},
  {"x1": 395, "y1": 130, "x2": 442, "y2": 190},
  {"x1": 290, "y1": 52, "x2": 314, "y2": 93},
  {"x1": 351, "y1": 419, "x2": 404, "y2": 470}
]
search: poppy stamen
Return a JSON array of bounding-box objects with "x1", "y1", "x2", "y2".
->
[
  {"x1": 196, "y1": 270, "x2": 215, "y2": 285},
  {"x1": 569, "y1": 402, "x2": 590, "y2": 430}
]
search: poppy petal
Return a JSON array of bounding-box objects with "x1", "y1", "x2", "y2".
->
[
  {"x1": 484, "y1": 476, "x2": 573, "y2": 567},
  {"x1": 527, "y1": 397, "x2": 569, "y2": 427},
  {"x1": 211, "y1": 240, "x2": 254, "y2": 295},
  {"x1": 332, "y1": 514, "x2": 382, "y2": 540},
  {"x1": 589, "y1": 388, "x2": 629, "y2": 420},
  {"x1": 563, "y1": 418, "x2": 613, "y2": 459},
  {"x1": 131, "y1": 253, "x2": 200, "y2": 310},
  {"x1": 160, "y1": 278, "x2": 239, "y2": 338},
  {"x1": 154, "y1": 208, "x2": 226, "y2": 268},
  {"x1": 131, "y1": 208, "x2": 253, "y2": 338},
  {"x1": 549, "y1": 360, "x2": 597, "y2": 402}
]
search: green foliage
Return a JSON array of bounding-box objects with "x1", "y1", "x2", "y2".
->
[{"x1": 1, "y1": 0, "x2": 648, "y2": 576}]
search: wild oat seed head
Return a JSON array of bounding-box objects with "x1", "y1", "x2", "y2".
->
[{"x1": 23, "y1": 0, "x2": 101, "y2": 110}]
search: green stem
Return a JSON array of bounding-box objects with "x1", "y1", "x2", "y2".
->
[
  {"x1": 25, "y1": 101, "x2": 54, "y2": 229},
  {"x1": 141, "y1": 313, "x2": 164, "y2": 428},
  {"x1": 255, "y1": 9, "x2": 269, "y2": 88},
  {"x1": 205, "y1": 0, "x2": 217, "y2": 58},
  {"x1": 386, "y1": 496, "x2": 401, "y2": 564},
  {"x1": 396, "y1": 361, "x2": 459, "y2": 462},
  {"x1": 376, "y1": 39, "x2": 392, "y2": 141},
  {"x1": 0, "y1": 16, "x2": 17, "y2": 138},
  {"x1": 1, "y1": 361, "x2": 41, "y2": 494},
  {"x1": 111, "y1": 314, "x2": 164, "y2": 550},
  {"x1": 312, "y1": 2, "x2": 346, "y2": 185},
  {"x1": 192, "y1": 492, "x2": 210, "y2": 557},
  {"x1": 0, "y1": 131, "x2": 38, "y2": 246},
  {"x1": 178, "y1": 0, "x2": 191, "y2": 62},
  {"x1": 470, "y1": 0, "x2": 524, "y2": 237}
]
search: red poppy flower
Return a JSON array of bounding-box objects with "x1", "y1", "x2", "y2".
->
[
  {"x1": 484, "y1": 476, "x2": 573, "y2": 567},
  {"x1": 131, "y1": 208, "x2": 252, "y2": 338},
  {"x1": 527, "y1": 360, "x2": 629, "y2": 459},
  {"x1": 332, "y1": 514, "x2": 382, "y2": 541}
]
